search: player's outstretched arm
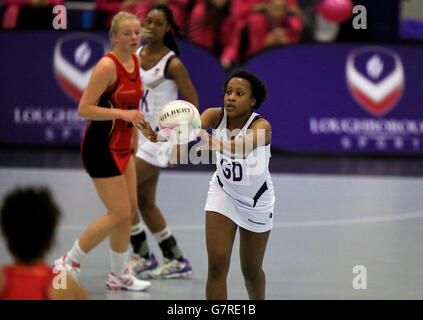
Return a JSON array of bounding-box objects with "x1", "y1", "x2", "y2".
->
[
  {"x1": 197, "y1": 118, "x2": 271, "y2": 157},
  {"x1": 200, "y1": 107, "x2": 222, "y2": 131}
]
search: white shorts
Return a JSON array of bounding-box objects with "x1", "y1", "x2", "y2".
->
[
  {"x1": 135, "y1": 135, "x2": 173, "y2": 168},
  {"x1": 204, "y1": 179, "x2": 274, "y2": 233}
]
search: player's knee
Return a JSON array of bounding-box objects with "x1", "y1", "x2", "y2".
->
[
  {"x1": 208, "y1": 253, "x2": 230, "y2": 280},
  {"x1": 139, "y1": 201, "x2": 156, "y2": 216},
  {"x1": 241, "y1": 264, "x2": 262, "y2": 282},
  {"x1": 109, "y1": 206, "x2": 132, "y2": 226}
]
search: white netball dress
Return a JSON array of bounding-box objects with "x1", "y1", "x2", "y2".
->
[
  {"x1": 204, "y1": 108, "x2": 275, "y2": 232},
  {"x1": 136, "y1": 47, "x2": 178, "y2": 167}
]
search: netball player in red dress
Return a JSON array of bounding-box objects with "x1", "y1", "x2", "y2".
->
[{"x1": 53, "y1": 12, "x2": 151, "y2": 291}]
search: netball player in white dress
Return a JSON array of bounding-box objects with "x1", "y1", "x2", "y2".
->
[
  {"x1": 128, "y1": 4, "x2": 199, "y2": 279},
  {"x1": 198, "y1": 70, "x2": 274, "y2": 299}
]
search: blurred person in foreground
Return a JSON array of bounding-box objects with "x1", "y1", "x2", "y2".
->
[{"x1": 0, "y1": 186, "x2": 88, "y2": 300}]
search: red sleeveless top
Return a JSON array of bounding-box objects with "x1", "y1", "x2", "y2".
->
[
  {"x1": 0, "y1": 263, "x2": 56, "y2": 300},
  {"x1": 81, "y1": 53, "x2": 143, "y2": 177},
  {"x1": 100, "y1": 52, "x2": 143, "y2": 151}
]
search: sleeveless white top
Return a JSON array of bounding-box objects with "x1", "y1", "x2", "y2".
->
[
  {"x1": 211, "y1": 108, "x2": 274, "y2": 209},
  {"x1": 137, "y1": 46, "x2": 178, "y2": 130}
]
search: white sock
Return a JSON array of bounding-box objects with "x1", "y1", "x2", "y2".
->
[
  {"x1": 153, "y1": 227, "x2": 172, "y2": 243},
  {"x1": 66, "y1": 240, "x2": 86, "y2": 265},
  {"x1": 110, "y1": 249, "x2": 129, "y2": 277},
  {"x1": 131, "y1": 222, "x2": 144, "y2": 236}
]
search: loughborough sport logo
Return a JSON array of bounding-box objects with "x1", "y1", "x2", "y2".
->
[
  {"x1": 54, "y1": 34, "x2": 109, "y2": 102},
  {"x1": 346, "y1": 46, "x2": 405, "y2": 117}
]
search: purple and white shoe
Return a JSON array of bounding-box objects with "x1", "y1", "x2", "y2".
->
[
  {"x1": 144, "y1": 258, "x2": 192, "y2": 279},
  {"x1": 127, "y1": 253, "x2": 158, "y2": 278}
]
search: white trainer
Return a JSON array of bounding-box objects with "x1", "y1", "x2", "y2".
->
[{"x1": 106, "y1": 268, "x2": 151, "y2": 291}]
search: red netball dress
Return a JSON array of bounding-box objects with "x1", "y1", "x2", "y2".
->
[
  {"x1": 81, "y1": 53, "x2": 143, "y2": 178},
  {"x1": 0, "y1": 263, "x2": 56, "y2": 300}
]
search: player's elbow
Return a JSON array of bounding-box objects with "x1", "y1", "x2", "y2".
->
[{"x1": 77, "y1": 104, "x2": 89, "y2": 119}]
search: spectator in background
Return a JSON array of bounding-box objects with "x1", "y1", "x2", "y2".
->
[
  {"x1": 231, "y1": 0, "x2": 268, "y2": 22},
  {"x1": 221, "y1": 0, "x2": 304, "y2": 69},
  {"x1": 186, "y1": 0, "x2": 236, "y2": 58},
  {"x1": 2, "y1": 0, "x2": 64, "y2": 29},
  {"x1": 232, "y1": 0, "x2": 303, "y2": 30},
  {"x1": 95, "y1": 0, "x2": 142, "y2": 28},
  {"x1": 134, "y1": 0, "x2": 194, "y2": 29},
  {"x1": 0, "y1": 186, "x2": 88, "y2": 300}
]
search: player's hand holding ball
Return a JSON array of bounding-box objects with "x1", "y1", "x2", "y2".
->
[
  {"x1": 157, "y1": 100, "x2": 201, "y2": 145},
  {"x1": 135, "y1": 121, "x2": 167, "y2": 142}
]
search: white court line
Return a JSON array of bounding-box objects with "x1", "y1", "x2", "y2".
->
[
  {"x1": 60, "y1": 210, "x2": 423, "y2": 231},
  {"x1": 272, "y1": 211, "x2": 423, "y2": 228}
]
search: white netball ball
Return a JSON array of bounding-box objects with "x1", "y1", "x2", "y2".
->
[{"x1": 158, "y1": 100, "x2": 201, "y2": 145}]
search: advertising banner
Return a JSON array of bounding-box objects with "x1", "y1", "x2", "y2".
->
[
  {"x1": 0, "y1": 31, "x2": 226, "y2": 146},
  {"x1": 1, "y1": 31, "x2": 422, "y2": 154},
  {"x1": 245, "y1": 43, "x2": 423, "y2": 154}
]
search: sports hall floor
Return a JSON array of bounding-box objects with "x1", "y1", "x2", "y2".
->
[{"x1": 1, "y1": 145, "x2": 423, "y2": 300}]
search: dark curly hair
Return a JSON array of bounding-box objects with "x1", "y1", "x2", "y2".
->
[
  {"x1": 0, "y1": 186, "x2": 61, "y2": 263},
  {"x1": 223, "y1": 70, "x2": 268, "y2": 110}
]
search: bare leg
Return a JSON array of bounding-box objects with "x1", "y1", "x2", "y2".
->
[
  {"x1": 205, "y1": 211, "x2": 237, "y2": 300},
  {"x1": 109, "y1": 156, "x2": 139, "y2": 253},
  {"x1": 133, "y1": 157, "x2": 166, "y2": 233},
  {"x1": 77, "y1": 174, "x2": 132, "y2": 254},
  {"x1": 239, "y1": 227, "x2": 270, "y2": 300}
]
